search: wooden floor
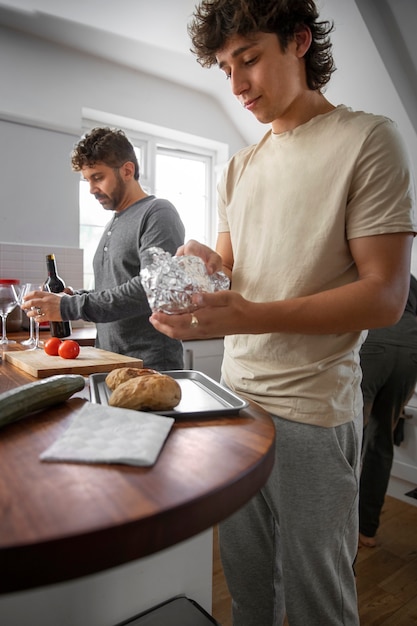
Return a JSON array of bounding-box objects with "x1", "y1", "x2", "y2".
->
[{"x1": 212, "y1": 494, "x2": 417, "y2": 625}]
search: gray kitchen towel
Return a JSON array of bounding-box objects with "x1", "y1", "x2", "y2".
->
[{"x1": 40, "y1": 402, "x2": 174, "y2": 466}]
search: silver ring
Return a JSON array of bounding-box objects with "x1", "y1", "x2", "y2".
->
[
  {"x1": 190, "y1": 313, "x2": 199, "y2": 329},
  {"x1": 36, "y1": 307, "x2": 43, "y2": 316}
]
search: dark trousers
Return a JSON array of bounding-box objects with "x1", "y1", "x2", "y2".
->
[{"x1": 359, "y1": 343, "x2": 417, "y2": 537}]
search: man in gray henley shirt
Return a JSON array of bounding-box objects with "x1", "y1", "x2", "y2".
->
[{"x1": 25, "y1": 127, "x2": 185, "y2": 370}]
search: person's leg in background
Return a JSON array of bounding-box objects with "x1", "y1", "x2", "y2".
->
[{"x1": 359, "y1": 346, "x2": 417, "y2": 545}]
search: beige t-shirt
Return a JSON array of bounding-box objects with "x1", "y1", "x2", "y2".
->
[{"x1": 218, "y1": 105, "x2": 416, "y2": 426}]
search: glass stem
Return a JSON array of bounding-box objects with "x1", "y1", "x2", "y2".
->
[
  {"x1": 29, "y1": 317, "x2": 35, "y2": 341},
  {"x1": 35, "y1": 321, "x2": 40, "y2": 348},
  {"x1": 1, "y1": 315, "x2": 7, "y2": 341}
]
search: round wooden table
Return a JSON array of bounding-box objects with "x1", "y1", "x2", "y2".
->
[{"x1": 0, "y1": 353, "x2": 275, "y2": 595}]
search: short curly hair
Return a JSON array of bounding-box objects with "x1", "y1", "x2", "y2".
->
[
  {"x1": 71, "y1": 127, "x2": 140, "y2": 180},
  {"x1": 188, "y1": 0, "x2": 335, "y2": 91}
]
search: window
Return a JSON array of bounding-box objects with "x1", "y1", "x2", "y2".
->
[
  {"x1": 79, "y1": 121, "x2": 225, "y2": 290},
  {"x1": 79, "y1": 181, "x2": 110, "y2": 290},
  {"x1": 155, "y1": 148, "x2": 211, "y2": 244}
]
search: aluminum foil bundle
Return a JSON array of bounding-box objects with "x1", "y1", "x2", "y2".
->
[{"x1": 140, "y1": 246, "x2": 230, "y2": 314}]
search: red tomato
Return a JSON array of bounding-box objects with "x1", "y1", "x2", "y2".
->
[
  {"x1": 58, "y1": 339, "x2": 80, "y2": 359},
  {"x1": 44, "y1": 337, "x2": 63, "y2": 356}
]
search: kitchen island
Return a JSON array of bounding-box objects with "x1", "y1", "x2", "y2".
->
[{"x1": 0, "y1": 346, "x2": 275, "y2": 625}]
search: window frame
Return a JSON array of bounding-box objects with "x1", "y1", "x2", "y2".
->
[{"x1": 79, "y1": 113, "x2": 228, "y2": 289}]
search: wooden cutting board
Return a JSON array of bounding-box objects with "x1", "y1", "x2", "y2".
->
[{"x1": 5, "y1": 347, "x2": 143, "y2": 378}]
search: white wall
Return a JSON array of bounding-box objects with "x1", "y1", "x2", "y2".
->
[
  {"x1": 322, "y1": 0, "x2": 417, "y2": 165},
  {"x1": 321, "y1": 0, "x2": 417, "y2": 274},
  {"x1": 0, "y1": 120, "x2": 80, "y2": 247},
  {"x1": 0, "y1": 25, "x2": 246, "y2": 250}
]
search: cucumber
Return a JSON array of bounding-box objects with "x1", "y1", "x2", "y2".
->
[{"x1": 0, "y1": 374, "x2": 86, "y2": 429}]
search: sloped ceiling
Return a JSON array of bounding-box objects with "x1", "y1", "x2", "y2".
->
[
  {"x1": 354, "y1": 0, "x2": 417, "y2": 135},
  {"x1": 0, "y1": 0, "x2": 263, "y2": 144},
  {"x1": 0, "y1": 0, "x2": 416, "y2": 143}
]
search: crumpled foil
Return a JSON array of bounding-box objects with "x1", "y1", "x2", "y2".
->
[{"x1": 140, "y1": 246, "x2": 230, "y2": 314}]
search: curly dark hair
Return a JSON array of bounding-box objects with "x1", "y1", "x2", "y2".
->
[
  {"x1": 71, "y1": 127, "x2": 140, "y2": 180},
  {"x1": 188, "y1": 0, "x2": 335, "y2": 91}
]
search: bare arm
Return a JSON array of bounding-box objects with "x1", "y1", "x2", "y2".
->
[
  {"x1": 151, "y1": 232, "x2": 413, "y2": 339},
  {"x1": 215, "y1": 232, "x2": 234, "y2": 279},
  {"x1": 243, "y1": 232, "x2": 413, "y2": 335}
]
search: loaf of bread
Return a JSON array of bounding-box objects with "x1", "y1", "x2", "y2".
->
[
  {"x1": 105, "y1": 367, "x2": 160, "y2": 391},
  {"x1": 108, "y1": 373, "x2": 181, "y2": 411}
]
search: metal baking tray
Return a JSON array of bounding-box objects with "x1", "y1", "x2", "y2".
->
[{"x1": 89, "y1": 370, "x2": 249, "y2": 418}]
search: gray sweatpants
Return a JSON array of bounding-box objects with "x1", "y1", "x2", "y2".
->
[{"x1": 219, "y1": 413, "x2": 362, "y2": 626}]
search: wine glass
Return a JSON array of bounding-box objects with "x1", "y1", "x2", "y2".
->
[
  {"x1": 0, "y1": 284, "x2": 19, "y2": 345},
  {"x1": 16, "y1": 283, "x2": 37, "y2": 348},
  {"x1": 21, "y1": 283, "x2": 49, "y2": 349}
]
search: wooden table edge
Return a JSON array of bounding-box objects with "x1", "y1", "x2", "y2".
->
[{"x1": 0, "y1": 402, "x2": 275, "y2": 594}]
